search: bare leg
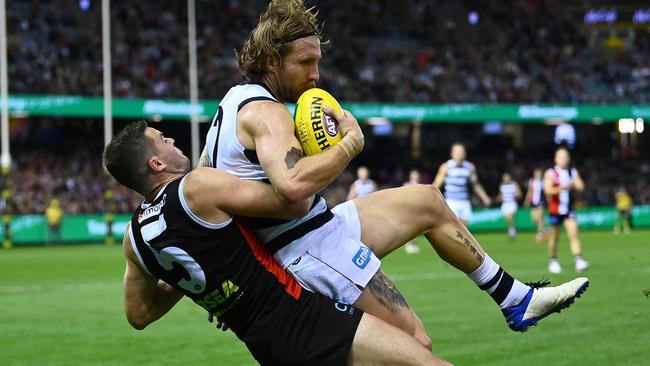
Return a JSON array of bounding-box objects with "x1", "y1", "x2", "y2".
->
[
  {"x1": 531, "y1": 207, "x2": 544, "y2": 233},
  {"x1": 348, "y1": 313, "x2": 453, "y2": 366},
  {"x1": 564, "y1": 219, "x2": 582, "y2": 256},
  {"x1": 548, "y1": 225, "x2": 560, "y2": 259},
  {"x1": 354, "y1": 270, "x2": 432, "y2": 350},
  {"x1": 354, "y1": 184, "x2": 484, "y2": 273}
]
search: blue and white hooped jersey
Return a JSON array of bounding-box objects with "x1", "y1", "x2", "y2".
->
[
  {"x1": 203, "y1": 83, "x2": 332, "y2": 254},
  {"x1": 444, "y1": 159, "x2": 472, "y2": 201},
  {"x1": 352, "y1": 179, "x2": 376, "y2": 198},
  {"x1": 500, "y1": 182, "x2": 518, "y2": 204}
]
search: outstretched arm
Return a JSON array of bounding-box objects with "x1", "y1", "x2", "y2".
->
[
  {"x1": 242, "y1": 101, "x2": 364, "y2": 203},
  {"x1": 123, "y1": 227, "x2": 183, "y2": 330},
  {"x1": 470, "y1": 165, "x2": 492, "y2": 206}
]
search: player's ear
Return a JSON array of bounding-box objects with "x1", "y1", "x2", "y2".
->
[
  {"x1": 148, "y1": 156, "x2": 166, "y2": 173},
  {"x1": 265, "y1": 55, "x2": 280, "y2": 73}
]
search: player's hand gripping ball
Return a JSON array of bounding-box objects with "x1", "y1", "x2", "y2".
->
[{"x1": 294, "y1": 88, "x2": 342, "y2": 156}]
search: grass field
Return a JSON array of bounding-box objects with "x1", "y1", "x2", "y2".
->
[{"x1": 1, "y1": 230, "x2": 649, "y2": 365}]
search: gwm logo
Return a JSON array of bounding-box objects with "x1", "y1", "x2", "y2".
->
[{"x1": 352, "y1": 245, "x2": 371, "y2": 269}]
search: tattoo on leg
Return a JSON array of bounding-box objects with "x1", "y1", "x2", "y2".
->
[
  {"x1": 456, "y1": 230, "x2": 484, "y2": 263},
  {"x1": 366, "y1": 270, "x2": 410, "y2": 314},
  {"x1": 284, "y1": 147, "x2": 303, "y2": 169}
]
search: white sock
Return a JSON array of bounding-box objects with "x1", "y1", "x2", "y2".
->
[{"x1": 468, "y1": 255, "x2": 531, "y2": 308}]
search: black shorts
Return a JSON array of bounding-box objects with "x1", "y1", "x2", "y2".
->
[
  {"x1": 246, "y1": 290, "x2": 363, "y2": 366},
  {"x1": 549, "y1": 211, "x2": 577, "y2": 226}
]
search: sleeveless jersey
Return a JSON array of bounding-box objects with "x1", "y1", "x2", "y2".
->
[
  {"x1": 203, "y1": 83, "x2": 333, "y2": 254},
  {"x1": 352, "y1": 179, "x2": 376, "y2": 198},
  {"x1": 529, "y1": 177, "x2": 544, "y2": 206},
  {"x1": 444, "y1": 159, "x2": 472, "y2": 201},
  {"x1": 128, "y1": 177, "x2": 303, "y2": 342},
  {"x1": 547, "y1": 166, "x2": 577, "y2": 215},
  {"x1": 500, "y1": 182, "x2": 518, "y2": 204}
]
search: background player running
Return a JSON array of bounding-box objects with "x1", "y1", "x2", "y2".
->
[
  {"x1": 524, "y1": 168, "x2": 547, "y2": 242},
  {"x1": 347, "y1": 166, "x2": 377, "y2": 200},
  {"x1": 544, "y1": 147, "x2": 590, "y2": 274},
  {"x1": 497, "y1": 172, "x2": 522, "y2": 240},
  {"x1": 432, "y1": 143, "x2": 492, "y2": 226}
]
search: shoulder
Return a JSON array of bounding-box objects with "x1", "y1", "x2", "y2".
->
[{"x1": 239, "y1": 100, "x2": 292, "y2": 133}]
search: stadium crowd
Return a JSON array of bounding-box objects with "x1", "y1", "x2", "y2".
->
[{"x1": 6, "y1": 0, "x2": 650, "y2": 103}]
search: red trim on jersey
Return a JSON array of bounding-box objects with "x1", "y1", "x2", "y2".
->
[
  {"x1": 548, "y1": 168, "x2": 561, "y2": 215},
  {"x1": 235, "y1": 218, "x2": 302, "y2": 300}
]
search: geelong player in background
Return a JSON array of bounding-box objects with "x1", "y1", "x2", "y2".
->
[
  {"x1": 497, "y1": 173, "x2": 521, "y2": 240},
  {"x1": 347, "y1": 166, "x2": 377, "y2": 200},
  {"x1": 432, "y1": 143, "x2": 492, "y2": 226},
  {"x1": 544, "y1": 147, "x2": 590, "y2": 274},
  {"x1": 524, "y1": 168, "x2": 547, "y2": 242}
]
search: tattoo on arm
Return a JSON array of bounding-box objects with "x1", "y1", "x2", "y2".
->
[
  {"x1": 456, "y1": 230, "x2": 484, "y2": 263},
  {"x1": 198, "y1": 153, "x2": 212, "y2": 168},
  {"x1": 365, "y1": 269, "x2": 410, "y2": 314},
  {"x1": 284, "y1": 147, "x2": 302, "y2": 169}
]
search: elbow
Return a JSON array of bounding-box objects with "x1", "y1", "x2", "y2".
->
[
  {"x1": 277, "y1": 184, "x2": 314, "y2": 204},
  {"x1": 126, "y1": 312, "x2": 151, "y2": 330}
]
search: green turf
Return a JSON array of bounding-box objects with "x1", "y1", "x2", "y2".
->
[{"x1": 1, "y1": 231, "x2": 649, "y2": 365}]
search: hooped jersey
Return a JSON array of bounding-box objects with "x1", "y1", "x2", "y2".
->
[
  {"x1": 547, "y1": 166, "x2": 577, "y2": 215},
  {"x1": 351, "y1": 179, "x2": 376, "y2": 198},
  {"x1": 203, "y1": 83, "x2": 333, "y2": 254},
  {"x1": 128, "y1": 176, "x2": 303, "y2": 341},
  {"x1": 444, "y1": 159, "x2": 472, "y2": 201},
  {"x1": 500, "y1": 182, "x2": 518, "y2": 204}
]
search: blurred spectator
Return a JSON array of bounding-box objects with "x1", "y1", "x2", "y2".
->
[
  {"x1": 45, "y1": 198, "x2": 63, "y2": 245},
  {"x1": 6, "y1": 0, "x2": 650, "y2": 103},
  {"x1": 614, "y1": 187, "x2": 633, "y2": 234}
]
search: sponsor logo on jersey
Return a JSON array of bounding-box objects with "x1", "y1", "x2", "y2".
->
[
  {"x1": 323, "y1": 114, "x2": 338, "y2": 137},
  {"x1": 138, "y1": 194, "x2": 167, "y2": 223},
  {"x1": 352, "y1": 245, "x2": 371, "y2": 269}
]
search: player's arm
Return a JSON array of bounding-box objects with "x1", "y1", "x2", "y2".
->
[
  {"x1": 523, "y1": 181, "x2": 533, "y2": 207},
  {"x1": 197, "y1": 146, "x2": 212, "y2": 168},
  {"x1": 183, "y1": 167, "x2": 311, "y2": 219},
  {"x1": 469, "y1": 165, "x2": 492, "y2": 206},
  {"x1": 243, "y1": 101, "x2": 363, "y2": 203},
  {"x1": 543, "y1": 170, "x2": 561, "y2": 196},
  {"x1": 122, "y1": 227, "x2": 183, "y2": 330},
  {"x1": 432, "y1": 163, "x2": 447, "y2": 189},
  {"x1": 515, "y1": 182, "x2": 523, "y2": 199},
  {"x1": 571, "y1": 169, "x2": 585, "y2": 192},
  {"x1": 346, "y1": 183, "x2": 357, "y2": 201}
]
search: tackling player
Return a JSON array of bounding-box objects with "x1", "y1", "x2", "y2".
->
[
  {"x1": 544, "y1": 147, "x2": 590, "y2": 273},
  {"x1": 201, "y1": 0, "x2": 589, "y2": 344},
  {"x1": 104, "y1": 122, "x2": 451, "y2": 366}
]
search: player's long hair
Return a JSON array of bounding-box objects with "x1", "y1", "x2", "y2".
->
[{"x1": 237, "y1": 0, "x2": 325, "y2": 82}]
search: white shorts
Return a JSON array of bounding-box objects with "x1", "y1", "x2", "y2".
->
[
  {"x1": 501, "y1": 202, "x2": 518, "y2": 216},
  {"x1": 446, "y1": 199, "x2": 472, "y2": 221},
  {"x1": 274, "y1": 201, "x2": 381, "y2": 305}
]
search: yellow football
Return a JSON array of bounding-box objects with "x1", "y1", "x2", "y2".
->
[{"x1": 294, "y1": 88, "x2": 343, "y2": 156}]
